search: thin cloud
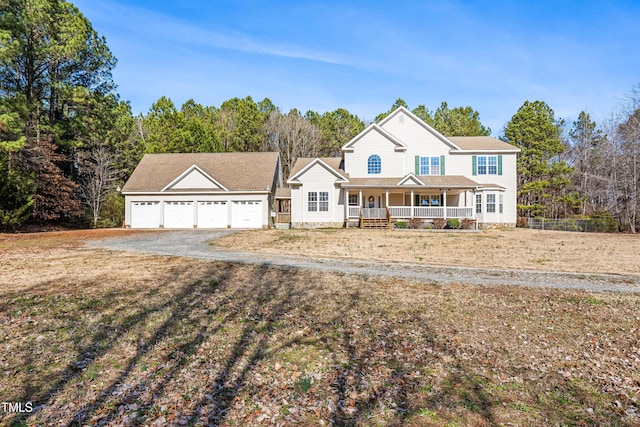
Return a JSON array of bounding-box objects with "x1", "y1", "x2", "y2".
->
[{"x1": 83, "y1": 0, "x2": 356, "y2": 68}]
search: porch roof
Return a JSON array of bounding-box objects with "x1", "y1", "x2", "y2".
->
[{"x1": 342, "y1": 175, "x2": 480, "y2": 189}]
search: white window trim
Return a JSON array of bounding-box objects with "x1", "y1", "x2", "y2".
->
[
  {"x1": 419, "y1": 156, "x2": 440, "y2": 176},
  {"x1": 477, "y1": 155, "x2": 498, "y2": 175},
  {"x1": 308, "y1": 191, "x2": 329, "y2": 212}
]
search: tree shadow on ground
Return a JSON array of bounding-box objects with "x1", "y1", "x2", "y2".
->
[{"x1": 3, "y1": 257, "x2": 632, "y2": 426}]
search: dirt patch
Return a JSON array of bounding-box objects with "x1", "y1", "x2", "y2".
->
[
  {"x1": 213, "y1": 228, "x2": 640, "y2": 275},
  {"x1": 1, "y1": 234, "x2": 639, "y2": 426},
  {"x1": 0, "y1": 228, "x2": 148, "y2": 249}
]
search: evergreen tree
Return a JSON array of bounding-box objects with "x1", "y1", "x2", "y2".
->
[
  {"x1": 503, "y1": 100, "x2": 572, "y2": 217},
  {"x1": 1, "y1": 0, "x2": 118, "y2": 226}
]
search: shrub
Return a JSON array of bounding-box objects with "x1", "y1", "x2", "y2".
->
[
  {"x1": 461, "y1": 219, "x2": 476, "y2": 230},
  {"x1": 97, "y1": 192, "x2": 125, "y2": 228},
  {"x1": 408, "y1": 218, "x2": 423, "y2": 229},
  {"x1": 394, "y1": 220, "x2": 408, "y2": 229},
  {"x1": 432, "y1": 218, "x2": 446, "y2": 229},
  {"x1": 446, "y1": 218, "x2": 460, "y2": 229}
]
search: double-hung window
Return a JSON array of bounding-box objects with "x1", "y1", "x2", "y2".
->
[
  {"x1": 308, "y1": 192, "x2": 318, "y2": 212},
  {"x1": 419, "y1": 156, "x2": 440, "y2": 175},
  {"x1": 308, "y1": 191, "x2": 329, "y2": 212},
  {"x1": 475, "y1": 155, "x2": 499, "y2": 175},
  {"x1": 486, "y1": 194, "x2": 496, "y2": 213},
  {"x1": 477, "y1": 156, "x2": 487, "y2": 175},
  {"x1": 488, "y1": 156, "x2": 498, "y2": 175},
  {"x1": 475, "y1": 194, "x2": 482, "y2": 214},
  {"x1": 319, "y1": 192, "x2": 329, "y2": 211}
]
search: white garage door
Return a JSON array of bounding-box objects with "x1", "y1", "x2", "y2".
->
[
  {"x1": 131, "y1": 201, "x2": 161, "y2": 229},
  {"x1": 164, "y1": 201, "x2": 194, "y2": 229},
  {"x1": 197, "y1": 201, "x2": 227, "y2": 228},
  {"x1": 231, "y1": 200, "x2": 262, "y2": 228}
]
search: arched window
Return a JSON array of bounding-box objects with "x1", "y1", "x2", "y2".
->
[{"x1": 367, "y1": 154, "x2": 381, "y2": 174}]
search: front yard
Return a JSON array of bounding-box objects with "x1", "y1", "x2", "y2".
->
[
  {"x1": 0, "y1": 230, "x2": 639, "y2": 426},
  {"x1": 214, "y1": 227, "x2": 640, "y2": 275}
]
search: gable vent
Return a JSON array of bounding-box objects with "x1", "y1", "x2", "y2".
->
[{"x1": 399, "y1": 114, "x2": 405, "y2": 123}]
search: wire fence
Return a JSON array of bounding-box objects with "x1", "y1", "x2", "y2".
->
[{"x1": 527, "y1": 217, "x2": 618, "y2": 233}]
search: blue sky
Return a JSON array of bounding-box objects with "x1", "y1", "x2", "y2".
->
[{"x1": 74, "y1": 0, "x2": 640, "y2": 135}]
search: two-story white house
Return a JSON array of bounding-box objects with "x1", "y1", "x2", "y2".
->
[{"x1": 287, "y1": 106, "x2": 520, "y2": 228}]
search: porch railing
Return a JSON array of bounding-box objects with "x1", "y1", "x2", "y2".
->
[
  {"x1": 388, "y1": 206, "x2": 473, "y2": 219},
  {"x1": 348, "y1": 206, "x2": 473, "y2": 219},
  {"x1": 348, "y1": 206, "x2": 361, "y2": 218},
  {"x1": 362, "y1": 207, "x2": 388, "y2": 219}
]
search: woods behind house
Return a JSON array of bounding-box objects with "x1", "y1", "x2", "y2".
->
[{"x1": 1, "y1": 1, "x2": 639, "y2": 231}]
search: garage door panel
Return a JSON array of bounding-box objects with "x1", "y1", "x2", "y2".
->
[
  {"x1": 197, "y1": 201, "x2": 227, "y2": 228},
  {"x1": 164, "y1": 201, "x2": 194, "y2": 229},
  {"x1": 131, "y1": 201, "x2": 161, "y2": 229},
  {"x1": 231, "y1": 201, "x2": 262, "y2": 229}
]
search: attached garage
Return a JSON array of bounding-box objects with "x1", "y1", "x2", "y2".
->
[
  {"x1": 123, "y1": 152, "x2": 281, "y2": 230},
  {"x1": 197, "y1": 201, "x2": 228, "y2": 228},
  {"x1": 164, "y1": 201, "x2": 194, "y2": 229},
  {"x1": 231, "y1": 201, "x2": 262, "y2": 228},
  {"x1": 130, "y1": 201, "x2": 161, "y2": 229}
]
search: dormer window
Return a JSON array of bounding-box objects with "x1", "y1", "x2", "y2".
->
[{"x1": 367, "y1": 154, "x2": 381, "y2": 174}]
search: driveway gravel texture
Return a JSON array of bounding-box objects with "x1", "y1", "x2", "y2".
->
[{"x1": 89, "y1": 230, "x2": 640, "y2": 293}]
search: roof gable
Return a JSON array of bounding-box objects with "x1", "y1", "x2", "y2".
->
[
  {"x1": 397, "y1": 173, "x2": 425, "y2": 186},
  {"x1": 341, "y1": 124, "x2": 408, "y2": 152},
  {"x1": 377, "y1": 106, "x2": 462, "y2": 150},
  {"x1": 162, "y1": 165, "x2": 228, "y2": 192},
  {"x1": 287, "y1": 158, "x2": 349, "y2": 184}
]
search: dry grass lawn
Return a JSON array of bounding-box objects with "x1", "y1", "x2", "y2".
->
[
  {"x1": 214, "y1": 228, "x2": 640, "y2": 275},
  {"x1": 0, "y1": 230, "x2": 639, "y2": 426}
]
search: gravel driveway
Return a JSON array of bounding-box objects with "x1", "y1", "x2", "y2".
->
[{"x1": 90, "y1": 230, "x2": 640, "y2": 293}]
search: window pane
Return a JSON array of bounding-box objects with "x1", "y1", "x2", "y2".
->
[
  {"x1": 308, "y1": 192, "x2": 317, "y2": 211},
  {"x1": 488, "y1": 156, "x2": 497, "y2": 175},
  {"x1": 475, "y1": 194, "x2": 482, "y2": 213},
  {"x1": 478, "y1": 156, "x2": 487, "y2": 175},
  {"x1": 319, "y1": 192, "x2": 329, "y2": 211},
  {"x1": 420, "y1": 157, "x2": 429, "y2": 175},
  {"x1": 430, "y1": 156, "x2": 440, "y2": 175},
  {"x1": 487, "y1": 194, "x2": 496, "y2": 213},
  {"x1": 368, "y1": 154, "x2": 381, "y2": 174},
  {"x1": 348, "y1": 194, "x2": 358, "y2": 205}
]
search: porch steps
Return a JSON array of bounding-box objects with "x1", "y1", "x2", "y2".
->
[{"x1": 360, "y1": 217, "x2": 390, "y2": 229}]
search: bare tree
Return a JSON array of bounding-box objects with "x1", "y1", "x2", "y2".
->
[
  {"x1": 263, "y1": 110, "x2": 322, "y2": 180},
  {"x1": 78, "y1": 145, "x2": 120, "y2": 228}
]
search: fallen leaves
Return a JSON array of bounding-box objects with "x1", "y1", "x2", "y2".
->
[{"x1": 0, "y1": 235, "x2": 639, "y2": 426}]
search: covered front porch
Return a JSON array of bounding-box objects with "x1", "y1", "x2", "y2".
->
[{"x1": 342, "y1": 176, "x2": 478, "y2": 227}]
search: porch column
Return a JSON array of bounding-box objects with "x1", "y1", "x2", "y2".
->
[
  {"x1": 385, "y1": 189, "x2": 389, "y2": 208},
  {"x1": 359, "y1": 189, "x2": 363, "y2": 208},
  {"x1": 410, "y1": 189, "x2": 414, "y2": 218},
  {"x1": 345, "y1": 189, "x2": 349, "y2": 219},
  {"x1": 443, "y1": 189, "x2": 447, "y2": 220}
]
